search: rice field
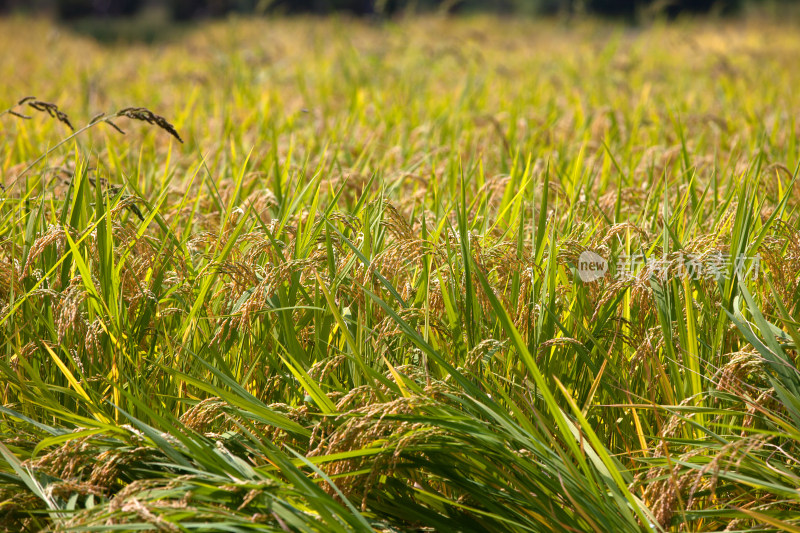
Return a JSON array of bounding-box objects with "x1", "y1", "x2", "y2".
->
[{"x1": 2, "y1": 12, "x2": 800, "y2": 532}]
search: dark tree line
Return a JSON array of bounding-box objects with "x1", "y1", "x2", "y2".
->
[{"x1": 0, "y1": 0, "x2": 751, "y2": 19}]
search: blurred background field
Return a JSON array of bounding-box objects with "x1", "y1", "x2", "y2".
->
[
  {"x1": 2, "y1": 0, "x2": 800, "y2": 45},
  {"x1": 2, "y1": 5, "x2": 800, "y2": 533},
  {"x1": 3, "y1": 0, "x2": 800, "y2": 19}
]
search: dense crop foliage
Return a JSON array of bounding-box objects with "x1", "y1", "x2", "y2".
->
[{"x1": 1, "y1": 15, "x2": 800, "y2": 532}]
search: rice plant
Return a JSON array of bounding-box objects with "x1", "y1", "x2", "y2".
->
[{"x1": 1, "y1": 13, "x2": 800, "y2": 533}]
